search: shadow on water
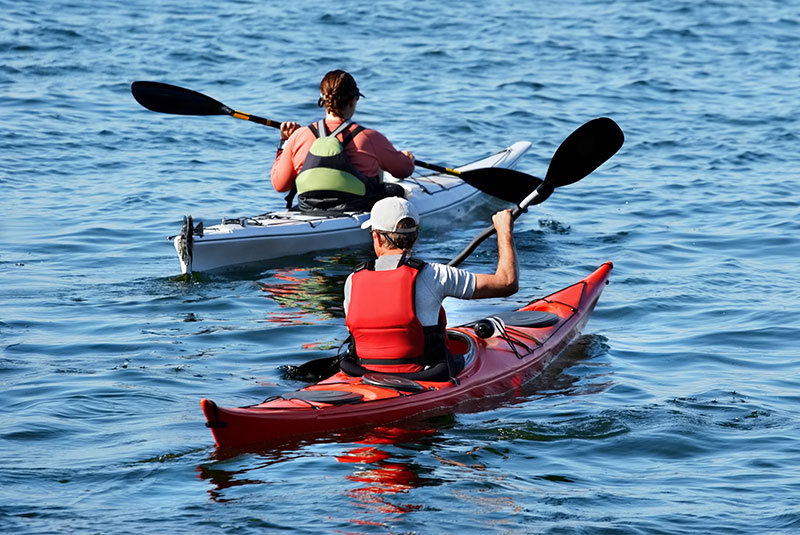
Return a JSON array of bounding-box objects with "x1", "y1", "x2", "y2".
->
[
  {"x1": 520, "y1": 333, "x2": 613, "y2": 399},
  {"x1": 165, "y1": 244, "x2": 371, "y2": 282}
]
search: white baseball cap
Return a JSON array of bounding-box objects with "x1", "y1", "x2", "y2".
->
[{"x1": 360, "y1": 196, "x2": 419, "y2": 233}]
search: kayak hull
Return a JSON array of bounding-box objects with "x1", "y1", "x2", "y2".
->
[
  {"x1": 174, "y1": 141, "x2": 531, "y2": 274},
  {"x1": 201, "y1": 262, "x2": 613, "y2": 449}
]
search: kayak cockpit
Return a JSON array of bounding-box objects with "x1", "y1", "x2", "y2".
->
[
  {"x1": 244, "y1": 332, "x2": 477, "y2": 411},
  {"x1": 337, "y1": 329, "x2": 475, "y2": 383}
]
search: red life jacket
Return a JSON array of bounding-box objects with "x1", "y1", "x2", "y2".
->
[{"x1": 345, "y1": 257, "x2": 447, "y2": 374}]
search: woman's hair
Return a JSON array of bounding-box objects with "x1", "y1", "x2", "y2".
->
[
  {"x1": 317, "y1": 70, "x2": 362, "y2": 118},
  {"x1": 377, "y1": 217, "x2": 419, "y2": 251}
]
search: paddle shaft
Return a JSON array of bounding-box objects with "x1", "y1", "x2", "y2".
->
[
  {"x1": 414, "y1": 159, "x2": 465, "y2": 176},
  {"x1": 131, "y1": 81, "x2": 513, "y2": 183},
  {"x1": 448, "y1": 188, "x2": 541, "y2": 268},
  {"x1": 227, "y1": 109, "x2": 281, "y2": 129}
]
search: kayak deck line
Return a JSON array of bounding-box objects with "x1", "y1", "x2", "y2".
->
[
  {"x1": 223, "y1": 210, "x2": 367, "y2": 226},
  {"x1": 200, "y1": 262, "x2": 613, "y2": 448}
]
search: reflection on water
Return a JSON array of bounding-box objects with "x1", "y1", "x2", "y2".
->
[
  {"x1": 196, "y1": 464, "x2": 267, "y2": 504},
  {"x1": 257, "y1": 254, "x2": 361, "y2": 323},
  {"x1": 337, "y1": 427, "x2": 439, "y2": 521},
  {"x1": 196, "y1": 333, "x2": 614, "y2": 528},
  {"x1": 520, "y1": 334, "x2": 613, "y2": 399},
  {"x1": 258, "y1": 268, "x2": 346, "y2": 322}
]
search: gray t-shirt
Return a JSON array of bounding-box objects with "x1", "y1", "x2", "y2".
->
[{"x1": 343, "y1": 254, "x2": 476, "y2": 326}]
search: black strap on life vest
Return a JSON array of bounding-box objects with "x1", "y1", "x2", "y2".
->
[
  {"x1": 308, "y1": 120, "x2": 366, "y2": 147},
  {"x1": 352, "y1": 255, "x2": 423, "y2": 274},
  {"x1": 284, "y1": 185, "x2": 297, "y2": 210}
]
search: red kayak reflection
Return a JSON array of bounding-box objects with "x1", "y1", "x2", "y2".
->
[
  {"x1": 196, "y1": 421, "x2": 447, "y2": 513},
  {"x1": 258, "y1": 266, "x2": 346, "y2": 323},
  {"x1": 336, "y1": 426, "x2": 439, "y2": 519}
]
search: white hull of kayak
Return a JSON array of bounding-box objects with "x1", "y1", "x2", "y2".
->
[{"x1": 173, "y1": 141, "x2": 531, "y2": 274}]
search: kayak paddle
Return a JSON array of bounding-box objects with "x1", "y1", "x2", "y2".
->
[
  {"x1": 412, "y1": 160, "x2": 541, "y2": 204},
  {"x1": 448, "y1": 117, "x2": 624, "y2": 267},
  {"x1": 285, "y1": 119, "x2": 623, "y2": 381},
  {"x1": 131, "y1": 80, "x2": 282, "y2": 127},
  {"x1": 130, "y1": 81, "x2": 541, "y2": 204}
]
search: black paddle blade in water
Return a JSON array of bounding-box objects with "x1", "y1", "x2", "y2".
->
[
  {"x1": 280, "y1": 355, "x2": 341, "y2": 382},
  {"x1": 131, "y1": 81, "x2": 231, "y2": 116},
  {"x1": 458, "y1": 168, "x2": 543, "y2": 204}
]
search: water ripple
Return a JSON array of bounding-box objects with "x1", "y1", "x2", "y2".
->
[{"x1": 3, "y1": 0, "x2": 800, "y2": 533}]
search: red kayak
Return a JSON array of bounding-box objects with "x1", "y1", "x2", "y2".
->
[{"x1": 202, "y1": 262, "x2": 613, "y2": 448}]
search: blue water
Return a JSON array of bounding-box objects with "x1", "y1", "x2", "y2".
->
[{"x1": 2, "y1": 0, "x2": 799, "y2": 532}]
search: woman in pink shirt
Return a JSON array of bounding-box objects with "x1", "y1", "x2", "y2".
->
[{"x1": 271, "y1": 70, "x2": 415, "y2": 212}]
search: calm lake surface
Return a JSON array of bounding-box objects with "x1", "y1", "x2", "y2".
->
[{"x1": 2, "y1": 0, "x2": 799, "y2": 533}]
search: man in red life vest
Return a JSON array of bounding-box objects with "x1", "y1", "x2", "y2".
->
[{"x1": 342, "y1": 197, "x2": 519, "y2": 381}]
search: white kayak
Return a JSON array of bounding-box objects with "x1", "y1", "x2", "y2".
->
[{"x1": 172, "y1": 141, "x2": 531, "y2": 274}]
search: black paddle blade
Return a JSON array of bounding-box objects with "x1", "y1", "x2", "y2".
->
[
  {"x1": 449, "y1": 117, "x2": 623, "y2": 267},
  {"x1": 526, "y1": 117, "x2": 623, "y2": 207},
  {"x1": 131, "y1": 81, "x2": 231, "y2": 116},
  {"x1": 545, "y1": 117, "x2": 623, "y2": 188},
  {"x1": 458, "y1": 168, "x2": 543, "y2": 204},
  {"x1": 279, "y1": 355, "x2": 341, "y2": 382}
]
